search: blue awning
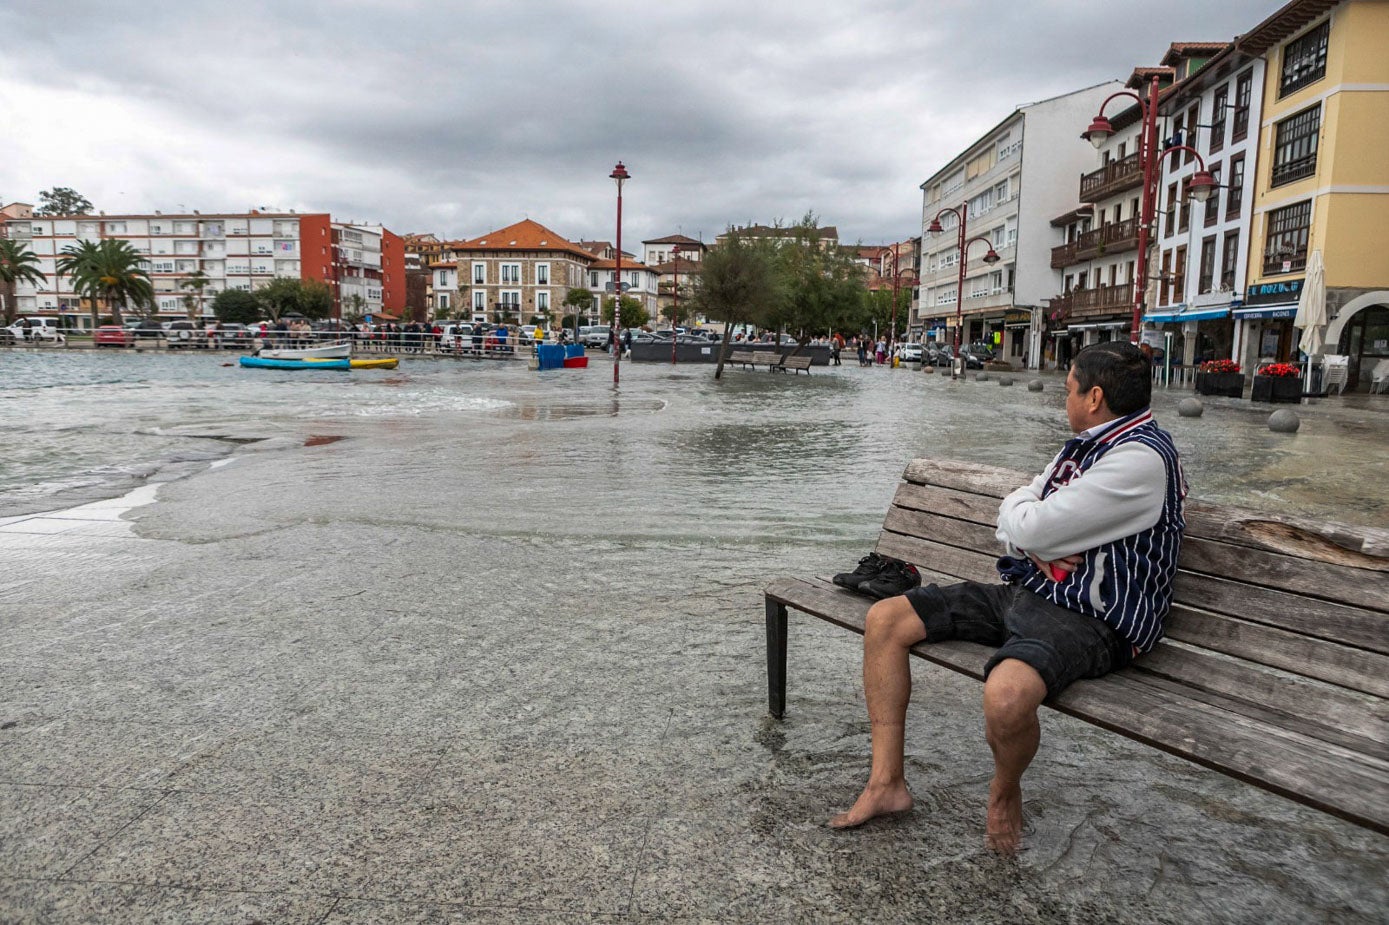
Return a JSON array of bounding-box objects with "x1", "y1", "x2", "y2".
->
[
  {"x1": 1180, "y1": 306, "x2": 1231, "y2": 322},
  {"x1": 1144, "y1": 312, "x2": 1183, "y2": 323},
  {"x1": 1234, "y1": 303, "x2": 1299, "y2": 320}
]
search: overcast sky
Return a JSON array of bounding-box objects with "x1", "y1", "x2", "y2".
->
[{"x1": 2, "y1": 0, "x2": 1277, "y2": 248}]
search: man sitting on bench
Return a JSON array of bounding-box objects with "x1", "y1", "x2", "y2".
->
[{"x1": 829, "y1": 342, "x2": 1186, "y2": 853}]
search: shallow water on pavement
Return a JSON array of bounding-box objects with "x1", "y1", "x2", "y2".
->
[{"x1": 2, "y1": 349, "x2": 1386, "y2": 532}]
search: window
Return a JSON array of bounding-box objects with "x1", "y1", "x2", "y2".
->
[
  {"x1": 1209, "y1": 86, "x2": 1228, "y2": 154},
  {"x1": 1280, "y1": 20, "x2": 1329, "y2": 97},
  {"x1": 1221, "y1": 231, "x2": 1240, "y2": 290},
  {"x1": 589, "y1": 271, "x2": 599, "y2": 288},
  {"x1": 472, "y1": 262, "x2": 486, "y2": 285},
  {"x1": 500, "y1": 290, "x2": 521, "y2": 308},
  {"x1": 536, "y1": 262, "x2": 550, "y2": 285},
  {"x1": 1172, "y1": 247, "x2": 1187, "y2": 303},
  {"x1": 1232, "y1": 70, "x2": 1253, "y2": 140},
  {"x1": 1164, "y1": 183, "x2": 1178, "y2": 238},
  {"x1": 500, "y1": 263, "x2": 521, "y2": 284},
  {"x1": 1205, "y1": 163, "x2": 1222, "y2": 227},
  {"x1": 1159, "y1": 251, "x2": 1172, "y2": 305},
  {"x1": 472, "y1": 290, "x2": 486, "y2": 311},
  {"x1": 438, "y1": 293, "x2": 450, "y2": 310},
  {"x1": 1271, "y1": 106, "x2": 1320, "y2": 187},
  {"x1": 536, "y1": 290, "x2": 550, "y2": 312},
  {"x1": 1178, "y1": 178, "x2": 1191, "y2": 233},
  {"x1": 1263, "y1": 200, "x2": 1311, "y2": 274},
  {"x1": 1198, "y1": 236, "x2": 1217, "y2": 293},
  {"x1": 1185, "y1": 104, "x2": 1199, "y2": 163},
  {"x1": 1227, "y1": 155, "x2": 1246, "y2": 215}
]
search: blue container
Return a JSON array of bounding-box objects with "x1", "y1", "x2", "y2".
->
[
  {"x1": 564, "y1": 344, "x2": 585, "y2": 359},
  {"x1": 536, "y1": 344, "x2": 566, "y2": 370}
]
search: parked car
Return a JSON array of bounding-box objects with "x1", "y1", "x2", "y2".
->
[
  {"x1": 6, "y1": 317, "x2": 66, "y2": 344},
  {"x1": 94, "y1": 325, "x2": 135, "y2": 348},
  {"x1": 132, "y1": 319, "x2": 166, "y2": 340},
  {"x1": 897, "y1": 342, "x2": 924, "y2": 363},
  {"x1": 166, "y1": 320, "x2": 209, "y2": 348},
  {"x1": 579, "y1": 325, "x2": 611, "y2": 349},
  {"x1": 210, "y1": 323, "x2": 252, "y2": 349}
]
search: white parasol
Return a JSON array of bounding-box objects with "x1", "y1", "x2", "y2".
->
[{"x1": 1295, "y1": 249, "x2": 1327, "y2": 357}]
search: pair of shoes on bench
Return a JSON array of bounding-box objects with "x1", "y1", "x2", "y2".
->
[{"x1": 832, "y1": 553, "x2": 921, "y2": 600}]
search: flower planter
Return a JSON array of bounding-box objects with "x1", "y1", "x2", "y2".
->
[
  {"x1": 1251, "y1": 375, "x2": 1303, "y2": 403},
  {"x1": 1195, "y1": 371, "x2": 1245, "y2": 397}
]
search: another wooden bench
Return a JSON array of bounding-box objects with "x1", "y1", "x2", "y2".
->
[
  {"x1": 773, "y1": 355, "x2": 813, "y2": 374},
  {"x1": 726, "y1": 350, "x2": 765, "y2": 370},
  {"x1": 764, "y1": 458, "x2": 1389, "y2": 834}
]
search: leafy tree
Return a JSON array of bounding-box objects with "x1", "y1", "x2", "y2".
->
[
  {"x1": 179, "y1": 269, "x2": 211, "y2": 320},
  {"x1": 768, "y1": 214, "x2": 868, "y2": 345},
  {"x1": 254, "y1": 277, "x2": 333, "y2": 320},
  {"x1": 562, "y1": 287, "x2": 595, "y2": 339},
  {"x1": 35, "y1": 187, "x2": 94, "y2": 216},
  {"x1": 687, "y1": 229, "x2": 781, "y2": 379},
  {"x1": 212, "y1": 289, "x2": 261, "y2": 324},
  {"x1": 0, "y1": 238, "x2": 48, "y2": 324},
  {"x1": 56, "y1": 238, "x2": 152, "y2": 326},
  {"x1": 601, "y1": 294, "x2": 648, "y2": 329},
  {"x1": 344, "y1": 293, "x2": 367, "y2": 324}
]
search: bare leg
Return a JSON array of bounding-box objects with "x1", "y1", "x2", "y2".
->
[
  {"x1": 981, "y1": 658, "x2": 1047, "y2": 854},
  {"x1": 829, "y1": 596, "x2": 927, "y2": 829}
]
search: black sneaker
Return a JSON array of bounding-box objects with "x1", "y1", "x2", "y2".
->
[
  {"x1": 833, "y1": 552, "x2": 889, "y2": 590},
  {"x1": 861, "y1": 560, "x2": 921, "y2": 599}
]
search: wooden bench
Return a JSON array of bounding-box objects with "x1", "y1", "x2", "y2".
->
[
  {"x1": 764, "y1": 458, "x2": 1389, "y2": 834},
  {"x1": 726, "y1": 350, "x2": 765, "y2": 370},
  {"x1": 772, "y1": 355, "x2": 813, "y2": 374}
]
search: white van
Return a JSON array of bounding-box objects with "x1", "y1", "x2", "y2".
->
[{"x1": 5, "y1": 317, "x2": 66, "y2": 344}]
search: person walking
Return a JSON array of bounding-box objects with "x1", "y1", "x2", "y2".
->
[{"x1": 828, "y1": 343, "x2": 1182, "y2": 854}]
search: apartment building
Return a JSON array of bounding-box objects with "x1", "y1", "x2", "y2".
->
[
  {"x1": 1238, "y1": 0, "x2": 1389, "y2": 389},
  {"x1": 918, "y1": 82, "x2": 1120, "y2": 368},
  {"x1": 8, "y1": 210, "x2": 404, "y2": 327},
  {"x1": 1146, "y1": 44, "x2": 1267, "y2": 369},
  {"x1": 583, "y1": 252, "x2": 660, "y2": 322},
  {"x1": 642, "y1": 234, "x2": 705, "y2": 323},
  {"x1": 0, "y1": 202, "x2": 35, "y2": 322},
  {"x1": 445, "y1": 219, "x2": 594, "y2": 324}
]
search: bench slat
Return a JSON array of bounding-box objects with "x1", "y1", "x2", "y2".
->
[{"x1": 765, "y1": 576, "x2": 1389, "y2": 833}]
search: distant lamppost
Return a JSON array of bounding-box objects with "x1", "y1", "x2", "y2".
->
[
  {"x1": 610, "y1": 161, "x2": 630, "y2": 386},
  {"x1": 884, "y1": 248, "x2": 918, "y2": 350},
  {"x1": 1081, "y1": 75, "x2": 1219, "y2": 344},
  {"x1": 670, "y1": 243, "x2": 682, "y2": 365},
  {"x1": 928, "y1": 204, "x2": 1001, "y2": 379}
]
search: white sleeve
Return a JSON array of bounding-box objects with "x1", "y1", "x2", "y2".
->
[{"x1": 994, "y1": 441, "x2": 1167, "y2": 562}]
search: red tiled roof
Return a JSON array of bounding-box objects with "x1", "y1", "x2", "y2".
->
[
  {"x1": 589, "y1": 258, "x2": 655, "y2": 271},
  {"x1": 1238, "y1": 0, "x2": 1339, "y2": 56},
  {"x1": 643, "y1": 233, "x2": 703, "y2": 246},
  {"x1": 454, "y1": 219, "x2": 593, "y2": 260}
]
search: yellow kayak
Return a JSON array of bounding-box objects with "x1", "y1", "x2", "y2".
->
[{"x1": 349, "y1": 358, "x2": 399, "y2": 369}]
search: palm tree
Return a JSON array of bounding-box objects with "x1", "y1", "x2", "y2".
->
[
  {"x1": 0, "y1": 238, "x2": 48, "y2": 325},
  {"x1": 179, "y1": 269, "x2": 211, "y2": 320},
  {"x1": 58, "y1": 239, "x2": 153, "y2": 327}
]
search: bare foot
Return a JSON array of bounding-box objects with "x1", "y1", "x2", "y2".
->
[
  {"x1": 828, "y1": 781, "x2": 913, "y2": 829},
  {"x1": 985, "y1": 778, "x2": 1024, "y2": 854}
]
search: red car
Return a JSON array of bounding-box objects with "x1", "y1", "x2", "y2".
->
[{"x1": 94, "y1": 325, "x2": 135, "y2": 347}]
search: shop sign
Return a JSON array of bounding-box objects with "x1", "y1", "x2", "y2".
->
[
  {"x1": 1245, "y1": 279, "x2": 1303, "y2": 307},
  {"x1": 1003, "y1": 310, "x2": 1030, "y2": 324}
]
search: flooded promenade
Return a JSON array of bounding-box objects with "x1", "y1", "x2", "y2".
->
[{"x1": 2, "y1": 352, "x2": 1386, "y2": 923}]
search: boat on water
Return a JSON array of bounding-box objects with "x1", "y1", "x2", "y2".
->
[
  {"x1": 259, "y1": 342, "x2": 351, "y2": 360},
  {"x1": 239, "y1": 356, "x2": 398, "y2": 371}
]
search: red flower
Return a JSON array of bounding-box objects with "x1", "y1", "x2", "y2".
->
[
  {"x1": 1258, "y1": 362, "x2": 1302, "y2": 378},
  {"x1": 1199, "y1": 359, "x2": 1241, "y2": 374}
]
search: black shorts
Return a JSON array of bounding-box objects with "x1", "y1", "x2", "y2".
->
[{"x1": 904, "y1": 581, "x2": 1134, "y2": 699}]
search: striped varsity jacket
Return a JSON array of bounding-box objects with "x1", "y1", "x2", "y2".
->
[{"x1": 995, "y1": 408, "x2": 1186, "y2": 653}]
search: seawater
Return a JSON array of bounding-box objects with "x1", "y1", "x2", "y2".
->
[{"x1": 1, "y1": 349, "x2": 1385, "y2": 530}]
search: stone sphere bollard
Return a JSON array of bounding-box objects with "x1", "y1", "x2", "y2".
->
[
  {"x1": 1028, "y1": 379, "x2": 1044, "y2": 392},
  {"x1": 1268, "y1": 409, "x2": 1301, "y2": 433},
  {"x1": 976, "y1": 373, "x2": 989, "y2": 382},
  {"x1": 1177, "y1": 398, "x2": 1204, "y2": 418},
  {"x1": 999, "y1": 376, "x2": 1014, "y2": 386},
  {"x1": 922, "y1": 365, "x2": 935, "y2": 375}
]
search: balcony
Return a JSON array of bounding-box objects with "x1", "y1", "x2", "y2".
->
[
  {"x1": 1070, "y1": 282, "x2": 1133, "y2": 320},
  {"x1": 1080, "y1": 151, "x2": 1143, "y2": 202},
  {"x1": 1075, "y1": 216, "x2": 1141, "y2": 261},
  {"x1": 1045, "y1": 293, "x2": 1074, "y2": 322},
  {"x1": 1051, "y1": 241, "x2": 1079, "y2": 269}
]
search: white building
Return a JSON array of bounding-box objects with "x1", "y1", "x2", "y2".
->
[{"x1": 917, "y1": 81, "x2": 1122, "y2": 368}]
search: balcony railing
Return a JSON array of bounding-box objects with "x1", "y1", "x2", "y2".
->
[
  {"x1": 1075, "y1": 216, "x2": 1141, "y2": 261},
  {"x1": 1070, "y1": 282, "x2": 1133, "y2": 319},
  {"x1": 1045, "y1": 293, "x2": 1074, "y2": 322},
  {"x1": 1051, "y1": 241, "x2": 1079, "y2": 269},
  {"x1": 1080, "y1": 151, "x2": 1143, "y2": 202}
]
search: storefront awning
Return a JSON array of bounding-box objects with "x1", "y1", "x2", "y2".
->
[
  {"x1": 1233, "y1": 303, "x2": 1298, "y2": 320},
  {"x1": 1180, "y1": 306, "x2": 1231, "y2": 322},
  {"x1": 1144, "y1": 311, "x2": 1183, "y2": 323}
]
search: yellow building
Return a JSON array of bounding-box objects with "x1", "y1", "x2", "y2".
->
[{"x1": 1237, "y1": 0, "x2": 1389, "y2": 389}]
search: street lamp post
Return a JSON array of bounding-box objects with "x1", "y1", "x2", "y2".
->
[
  {"x1": 670, "y1": 244, "x2": 680, "y2": 365},
  {"x1": 1081, "y1": 75, "x2": 1218, "y2": 345},
  {"x1": 885, "y1": 249, "x2": 917, "y2": 358},
  {"x1": 610, "y1": 161, "x2": 629, "y2": 386},
  {"x1": 928, "y1": 204, "x2": 1001, "y2": 379}
]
